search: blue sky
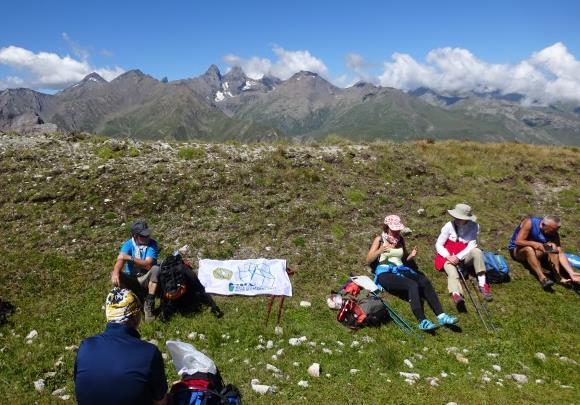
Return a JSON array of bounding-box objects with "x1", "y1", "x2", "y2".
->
[{"x1": 1, "y1": 0, "x2": 579, "y2": 102}]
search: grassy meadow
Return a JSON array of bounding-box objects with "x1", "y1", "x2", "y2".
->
[{"x1": 0, "y1": 132, "x2": 578, "y2": 404}]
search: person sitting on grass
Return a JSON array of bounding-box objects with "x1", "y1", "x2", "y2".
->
[
  {"x1": 111, "y1": 220, "x2": 161, "y2": 322},
  {"x1": 74, "y1": 288, "x2": 168, "y2": 405},
  {"x1": 508, "y1": 215, "x2": 580, "y2": 289},
  {"x1": 366, "y1": 214, "x2": 458, "y2": 331},
  {"x1": 434, "y1": 203, "x2": 492, "y2": 310}
]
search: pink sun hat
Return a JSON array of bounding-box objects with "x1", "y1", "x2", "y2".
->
[{"x1": 384, "y1": 215, "x2": 405, "y2": 231}]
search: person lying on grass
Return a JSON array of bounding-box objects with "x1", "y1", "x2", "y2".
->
[
  {"x1": 508, "y1": 215, "x2": 580, "y2": 289},
  {"x1": 366, "y1": 214, "x2": 458, "y2": 331},
  {"x1": 434, "y1": 203, "x2": 492, "y2": 311}
]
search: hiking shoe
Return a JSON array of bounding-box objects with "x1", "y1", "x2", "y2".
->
[
  {"x1": 211, "y1": 307, "x2": 224, "y2": 319},
  {"x1": 540, "y1": 278, "x2": 554, "y2": 290},
  {"x1": 451, "y1": 292, "x2": 467, "y2": 312},
  {"x1": 437, "y1": 313, "x2": 458, "y2": 326},
  {"x1": 478, "y1": 283, "x2": 493, "y2": 302},
  {"x1": 144, "y1": 298, "x2": 156, "y2": 322},
  {"x1": 418, "y1": 319, "x2": 439, "y2": 331}
]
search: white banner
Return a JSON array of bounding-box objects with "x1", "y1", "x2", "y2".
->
[{"x1": 198, "y1": 258, "x2": 292, "y2": 297}]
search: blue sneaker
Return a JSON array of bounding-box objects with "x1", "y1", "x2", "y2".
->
[
  {"x1": 437, "y1": 313, "x2": 458, "y2": 326},
  {"x1": 418, "y1": 319, "x2": 439, "y2": 331}
]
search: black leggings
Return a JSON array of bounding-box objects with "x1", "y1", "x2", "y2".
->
[{"x1": 377, "y1": 271, "x2": 443, "y2": 321}]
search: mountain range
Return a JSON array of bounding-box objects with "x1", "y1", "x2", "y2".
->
[{"x1": 1, "y1": 65, "x2": 580, "y2": 144}]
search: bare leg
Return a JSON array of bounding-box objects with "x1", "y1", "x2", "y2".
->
[
  {"x1": 515, "y1": 246, "x2": 549, "y2": 283},
  {"x1": 558, "y1": 250, "x2": 580, "y2": 283}
]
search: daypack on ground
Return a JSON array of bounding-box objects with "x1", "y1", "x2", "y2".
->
[
  {"x1": 170, "y1": 374, "x2": 241, "y2": 405},
  {"x1": 159, "y1": 253, "x2": 189, "y2": 301},
  {"x1": 334, "y1": 280, "x2": 389, "y2": 329},
  {"x1": 483, "y1": 251, "x2": 510, "y2": 283}
]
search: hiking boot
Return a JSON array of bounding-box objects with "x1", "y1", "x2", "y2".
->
[
  {"x1": 478, "y1": 283, "x2": 493, "y2": 301},
  {"x1": 451, "y1": 292, "x2": 467, "y2": 312},
  {"x1": 540, "y1": 278, "x2": 554, "y2": 291},
  {"x1": 418, "y1": 319, "x2": 439, "y2": 331},
  {"x1": 144, "y1": 298, "x2": 156, "y2": 322},
  {"x1": 211, "y1": 307, "x2": 224, "y2": 319},
  {"x1": 437, "y1": 313, "x2": 458, "y2": 326}
]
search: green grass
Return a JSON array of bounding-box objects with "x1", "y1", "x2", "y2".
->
[{"x1": 0, "y1": 135, "x2": 578, "y2": 403}]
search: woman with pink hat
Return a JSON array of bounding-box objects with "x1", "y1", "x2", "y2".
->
[{"x1": 367, "y1": 215, "x2": 458, "y2": 331}]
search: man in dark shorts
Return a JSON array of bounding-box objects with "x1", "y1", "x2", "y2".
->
[{"x1": 508, "y1": 215, "x2": 580, "y2": 289}]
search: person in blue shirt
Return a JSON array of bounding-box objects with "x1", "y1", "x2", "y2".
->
[
  {"x1": 509, "y1": 215, "x2": 580, "y2": 289},
  {"x1": 74, "y1": 288, "x2": 168, "y2": 405},
  {"x1": 111, "y1": 220, "x2": 161, "y2": 322}
]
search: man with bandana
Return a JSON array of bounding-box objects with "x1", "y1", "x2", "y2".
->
[
  {"x1": 74, "y1": 288, "x2": 168, "y2": 404},
  {"x1": 111, "y1": 220, "x2": 160, "y2": 322}
]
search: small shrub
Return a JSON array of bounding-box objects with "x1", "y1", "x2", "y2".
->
[{"x1": 178, "y1": 147, "x2": 206, "y2": 160}]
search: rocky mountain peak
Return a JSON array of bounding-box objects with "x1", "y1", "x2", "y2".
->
[
  {"x1": 81, "y1": 72, "x2": 107, "y2": 84},
  {"x1": 203, "y1": 64, "x2": 222, "y2": 80}
]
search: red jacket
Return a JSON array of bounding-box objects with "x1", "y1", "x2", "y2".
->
[{"x1": 434, "y1": 239, "x2": 468, "y2": 271}]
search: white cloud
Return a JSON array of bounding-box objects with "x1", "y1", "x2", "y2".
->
[
  {"x1": 378, "y1": 42, "x2": 580, "y2": 104},
  {"x1": 345, "y1": 53, "x2": 376, "y2": 84},
  {"x1": 224, "y1": 46, "x2": 329, "y2": 80},
  {"x1": 62, "y1": 32, "x2": 90, "y2": 61},
  {"x1": 0, "y1": 45, "x2": 124, "y2": 91}
]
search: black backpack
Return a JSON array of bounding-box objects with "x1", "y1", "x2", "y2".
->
[{"x1": 159, "y1": 253, "x2": 188, "y2": 301}]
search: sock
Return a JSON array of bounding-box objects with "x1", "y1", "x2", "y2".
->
[{"x1": 477, "y1": 274, "x2": 486, "y2": 287}]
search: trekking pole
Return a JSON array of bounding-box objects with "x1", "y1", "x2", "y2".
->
[
  {"x1": 371, "y1": 291, "x2": 423, "y2": 341},
  {"x1": 470, "y1": 279, "x2": 498, "y2": 335},
  {"x1": 457, "y1": 268, "x2": 491, "y2": 332}
]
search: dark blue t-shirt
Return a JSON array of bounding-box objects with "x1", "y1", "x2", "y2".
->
[{"x1": 74, "y1": 323, "x2": 167, "y2": 405}]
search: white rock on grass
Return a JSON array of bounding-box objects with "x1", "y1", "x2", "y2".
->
[
  {"x1": 481, "y1": 375, "x2": 491, "y2": 383},
  {"x1": 560, "y1": 385, "x2": 573, "y2": 389},
  {"x1": 440, "y1": 371, "x2": 448, "y2": 378},
  {"x1": 198, "y1": 334, "x2": 206, "y2": 341},
  {"x1": 266, "y1": 340, "x2": 274, "y2": 349},
  {"x1": 288, "y1": 338, "x2": 301, "y2": 346},
  {"x1": 511, "y1": 374, "x2": 528, "y2": 384},
  {"x1": 426, "y1": 377, "x2": 439, "y2": 387},
  {"x1": 322, "y1": 348, "x2": 333, "y2": 355},
  {"x1": 44, "y1": 371, "x2": 56, "y2": 378},
  {"x1": 300, "y1": 301, "x2": 312, "y2": 308},
  {"x1": 404, "y1": 359, "x2": 414, "y2": 368},
  {"x1": 65, "y1": 345, "x2": 78, "y2": 351},
  {"x1": 361, "y1": 336, "x2": 375, "y2": 344},
  {"x1": 293, "y1": 362, "x2": 300, "y2": 367},
  {"x1": 276, "y1": 349, "x2": 284, "y2": 356},
  {"x1": 535, "y1": 379, "x2": 545, "y2": 384},
  {"x1": 271, "y1": 355, "x2": 278, "y2": 361},
  {"x1": 274, "y1": 326, "x2": 283, "y2": 336},
  {"x1": 487, "y1": 353, "x2": 499, "y2": 357},
  {"x1": 492, "y1": 365, "x2": 501, "y2": 372},
  {"x1": 455, "y1": 354, "x2": 469, "y2": 364},
  {"x1": 399, "y1": 372, "x2": 420, "y2": 380},
  {"x1": 298, "y1": 336, "x2": 308, "y2": 343},
  {"x1": 297, "y1": 380, "x2": 309, "y2": 388},
  {"x1": 535, "y1": 352, "x2": 546, "y2": 362},
  {"x1": 350, "y1": 369, "x2": 359, "y2": 374},
  {"x1": 255, "y1": 344, "x2": 265, "y2": 351},
  {"x1": 308, "y1": 363, "x2": 320, "y2": 377},
  {"x1": 33, "y1": 379, "x2": 45, "y2": 392},
  {"x1": 26, "y1": 330, "x2": 38, "y2": 340},
  {"x1": 559, "y1": 356, "x2": 578, "y2": 365},
  {"x1": 52, "y1": 388, "x2": 66, "y2": 396},
  {"x1": 266, "y1": 364, "x2": 281, "y2": 374},
  {"x1": 350, "y1": 341, "x2": 360, "y2": 348},
  {"x1": 250, "y1": 379, "x2": 275, "y2": 394},
  {"x1": 445, "y1": 347, "x2": 459, "y2": 354},
  {"x1": 336, "y1": 341, "x2": 344, "y2": 347}
]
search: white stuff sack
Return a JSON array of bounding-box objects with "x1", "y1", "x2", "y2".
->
[{"x1": 166, "y1": 340, "x2": 217, "y2": 376}]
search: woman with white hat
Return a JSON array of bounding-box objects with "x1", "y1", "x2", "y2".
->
[
  {"x1": 367, "y1": 215, "x2": 458, "y2": 331},
  {"x1": 434, "y1": 203, "x2": 492, "y2": 309}
]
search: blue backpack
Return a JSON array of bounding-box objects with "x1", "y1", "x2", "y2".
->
[{"x1": 483, "y1": 252, "x2": 510, "y2": 283}]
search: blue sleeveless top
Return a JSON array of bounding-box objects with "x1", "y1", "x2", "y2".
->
[{"x1": 508, "y1": 217, "x2": 552, "y2": 251}]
